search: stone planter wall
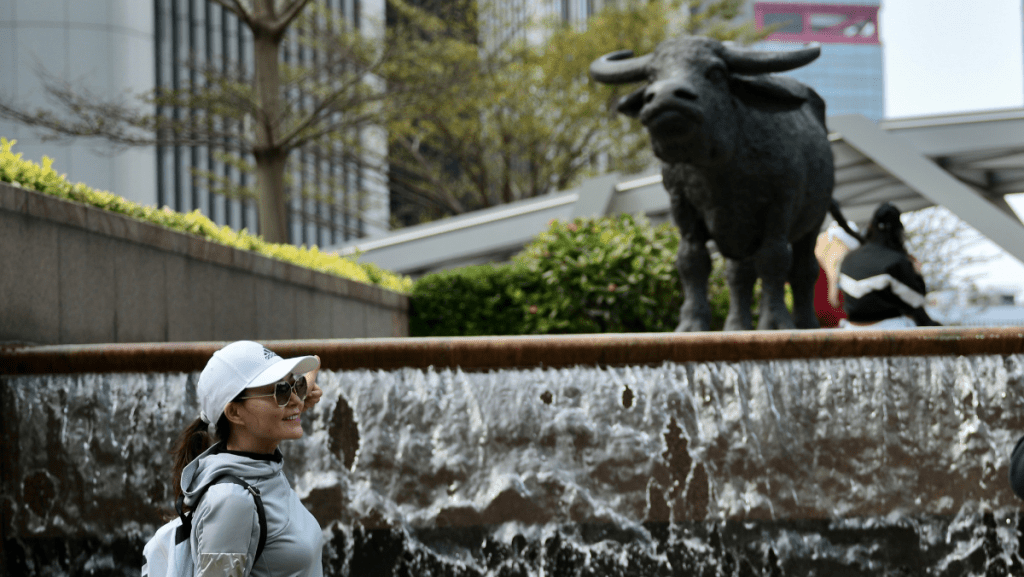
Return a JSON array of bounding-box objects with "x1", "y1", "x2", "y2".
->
[{"x1": 0, "y1": 182, "x2": 407, "y2": 344}]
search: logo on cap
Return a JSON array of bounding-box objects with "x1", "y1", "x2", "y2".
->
[{"x1": 263, "y1": 347, "x2": 276, "y2": 360}]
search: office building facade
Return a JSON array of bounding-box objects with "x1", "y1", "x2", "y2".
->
[
  {"x1": 1, "y1": 0, "x2": 387, "y2": 247},
  {"x1": 486, "y1": 0, "x2": 885, "y2": 121},
  {"x1": 751, "y1": 0, "x2": 884, "y2": 121},
  {"x1": 4, "y1": 0, "x2": 885, "y2": 248}
]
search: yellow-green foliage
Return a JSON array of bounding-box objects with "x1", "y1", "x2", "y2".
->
[{"x1": 0, "y1": 138, "x2": 411, "y2": 293}]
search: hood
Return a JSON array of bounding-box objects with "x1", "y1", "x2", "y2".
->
[{"x1": 181, "y1": 442, "x2": 284, "y2": 509}]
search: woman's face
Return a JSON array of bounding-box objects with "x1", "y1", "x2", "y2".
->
[{"x1": 226, "y1": 381, "x2": 305, "y2": 453}]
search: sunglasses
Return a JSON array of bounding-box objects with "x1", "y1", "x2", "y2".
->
[{"x1": 238, "y1": 375, "x2": 308, "y2": 408}]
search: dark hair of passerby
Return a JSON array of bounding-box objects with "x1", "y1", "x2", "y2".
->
[
  {"x1": 864, "y1": 202, "x2": 907, "y2": 254},
  {"x1": 169, "y1": 403, "x2": 237, "y2": 512}
]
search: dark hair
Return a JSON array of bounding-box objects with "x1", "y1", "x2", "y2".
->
[
  {"x1": 170, "y1": 396, "x2": 240, "y2": 512},
  {"x1": 864, "y1": 202, "x2": 906, "y2": 253}
]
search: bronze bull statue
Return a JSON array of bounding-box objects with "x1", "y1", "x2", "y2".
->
[{"x1": 592, "y1": 36, "x2": 856, "y2": 330}]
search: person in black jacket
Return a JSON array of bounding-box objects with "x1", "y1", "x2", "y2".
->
[{"x1": 838, "y1": 202, "x2": 940, "y2": 328}]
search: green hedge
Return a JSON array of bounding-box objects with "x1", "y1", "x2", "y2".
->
[
  {"x1": 0, "y1": 138, "x2": 411, "y2": 293},
  {"x1": 410, "y1": 214, "x2": 777, "y2": 336},
  {"x1": 410, "y1": 215, "x2": 683, "y2": 335},
  {"x1": 410, "y1": 263, "x2": 541, "y2": 336}
]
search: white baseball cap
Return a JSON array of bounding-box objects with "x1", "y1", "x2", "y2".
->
[{"x1": 197, "y1": 340, "x2": 320, "y2": 426}]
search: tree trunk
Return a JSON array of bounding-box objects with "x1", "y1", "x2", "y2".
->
[
  {"x1": 251, "y1": 0, "x2": 288, "y2": 243},
  {"x1": 255, "y1": 149, "x2": 289, "y2": 243}
]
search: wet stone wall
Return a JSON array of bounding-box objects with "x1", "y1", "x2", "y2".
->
[{"x1": 4, "y1": 354, "x2": 1024, "y2": 575}]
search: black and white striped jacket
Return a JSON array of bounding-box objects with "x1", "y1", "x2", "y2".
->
[{"x1": 838, "y1": 242, "x2": 929, "y2": 324}]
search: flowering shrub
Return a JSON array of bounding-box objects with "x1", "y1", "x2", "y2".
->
[
  {"x1": 0, "y1": 138, "x2": 411, "y2": 293},
  {"x1": 512, "y1": 214, "x2": 683, "y2": 333}
]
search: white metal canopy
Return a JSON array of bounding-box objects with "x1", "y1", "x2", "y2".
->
[
  {"x1": 331, "y1": 109, "x2": 1024, "y2": 276},
  {"x1": 829, "y1": 110, "x2": 1024, "y2": 254}
]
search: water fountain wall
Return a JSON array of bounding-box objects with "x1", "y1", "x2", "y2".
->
[{"x1": 3, "y1": 328, "x2": 1024, "y2": 576}]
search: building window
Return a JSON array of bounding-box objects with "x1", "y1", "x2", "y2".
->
[
  {"x1": 755, "y1": 2, "x2": 879, "y2": 45},
  {"x1": 763, "y1": 12, "x2": 802, "y2": 34},
  {"x1": 153, "y1": 0, "x2": 370, "y2": 246}
]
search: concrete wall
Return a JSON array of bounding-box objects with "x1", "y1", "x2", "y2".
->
[
  {"x1": 0, "y1": 182, "x2": 408, "y2": 345},
  {"x1": 0, "y1": 0, "x2": 157, "y2": 205}
]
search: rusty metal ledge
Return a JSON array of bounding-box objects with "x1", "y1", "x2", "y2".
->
[{"x1": 3, "y1": 327, "x2": 1023, "y2": 375}]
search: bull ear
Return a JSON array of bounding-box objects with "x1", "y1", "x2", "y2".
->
[
  {"x1": 728, "y1": 74, "x2": 827, "y2": 127},
  {"x1": 616, "y1": 88, "x2": 646, "y2": 118},
  {"x1": 728, "y1": 73, "x2": 809, "y2": 104}
]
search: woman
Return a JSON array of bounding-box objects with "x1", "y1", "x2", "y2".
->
[
  {"x1": 813, "y1": 219, "x2": 861, "y2": 327},
  {"x1": 839, "y1": 202, "x2": 940, "y2": 328},
  {"x1": 172, "y1": 340, "x2": 325, "y2": 576}
]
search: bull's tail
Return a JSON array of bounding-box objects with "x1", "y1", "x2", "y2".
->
[{"x1": 829, "y1": 199, "x2": 864, "y2": 244}]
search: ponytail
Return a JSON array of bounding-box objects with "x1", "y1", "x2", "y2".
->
[{"x1": 170, "y1": 413, "x2": 233, "y2": 511}]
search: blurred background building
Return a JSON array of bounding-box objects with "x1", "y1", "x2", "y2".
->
[
  {"x1": 0, "y1": 0, "x2": 388, "y2": 247},
  {"x1": 0, "y1": 1, "x2": 157, "y2": 210},
  {"x1": 4, "y1": 0, "x2": 1024, "y2": 284},
  {"x1": 928, "y1": 287, "x2": 1024, "y2": 327},
  {"x1": 751, "y1": 0, "x2": 884, "y2": 121},
  {"x1": 0, "y1": 0, "x2": 891, "y2": 247},
  {"x1": 496, "y1": 0, "x2": 885, "y2": 121}
]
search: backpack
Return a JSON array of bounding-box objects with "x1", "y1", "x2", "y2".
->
[{"x1": 142, "y1": 475, "x2": 268, "y2": 577}]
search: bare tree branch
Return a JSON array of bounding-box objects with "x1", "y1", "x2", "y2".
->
[
  {"x1": 273, "y1": 0, "x2": 316, "y2": 34},
  {"x1": 208, "y1": 0, "x2": 254, "y2": 27},
  {"x1": 904, "y1": 206, "x2": 998, "y2": 294}
]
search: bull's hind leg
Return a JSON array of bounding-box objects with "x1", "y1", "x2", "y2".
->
[
  {"x1": 724, "y1": 258, "x2": 756, "y2": 330},
  {"x1": 754, "y1": 235, "x2": 796, "y2": 330},
  {"x1": 788, "y1": 231, "x2": 821, "y2": 329}
]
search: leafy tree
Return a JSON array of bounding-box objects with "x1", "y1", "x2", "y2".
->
[
  {"x1": 681, "y1": 0, "x2": 768, "y2": 39},
  {"x1": 384, "y1": 0, "x2": 766, "y2": 225},
  {"x1": 0, "y1": 0, "x2": 399, "y2": 244},
  {"x1": 1, "y1": 0, "x2": 766, "y2": 241},
  {"x1": 903, "y1": 206, "x2": 998, "y2": 297}
]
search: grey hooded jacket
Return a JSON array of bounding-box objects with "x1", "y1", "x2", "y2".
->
[{"x1": 181, "y1": 443, "x2": 324, "y2": 577}]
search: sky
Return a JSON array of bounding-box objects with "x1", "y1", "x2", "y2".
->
[{"x1": 880, "y1": 0, "x2": 1024, "y2": 293}]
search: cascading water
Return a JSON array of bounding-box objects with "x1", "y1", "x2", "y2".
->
[{"x1": 4, "y1": 354, "x2": 1024, "y2": 575}]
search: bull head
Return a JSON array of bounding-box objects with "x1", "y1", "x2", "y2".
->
[
  {"x1": 590, "y1": 38, "x2": 821, "y2": 162},
  {"x1": 591, "y1": 40, "x2": 820, "y2": 118},
  {"x1": 589, "y1": 41, "x2": 821, "y2": 84}
]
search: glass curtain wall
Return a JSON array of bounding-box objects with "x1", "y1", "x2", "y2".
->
[{"x1": 153, "y1": 0, "x2": 371, "y2": 246}]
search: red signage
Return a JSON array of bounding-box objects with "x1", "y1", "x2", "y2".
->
[{"x1": 755, "y1": 2, "x2": 880, "y2": 45}]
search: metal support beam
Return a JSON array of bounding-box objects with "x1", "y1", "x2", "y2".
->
[
  {"x1": 983, "y1": 191, "x2": 1022, "y2": 222},
  {"x1": 571, "y1": 173, "x2": 621, "y2": 219},
  {"x1": 829, "y1": 115, "x2": 1024, "y2": 264}
]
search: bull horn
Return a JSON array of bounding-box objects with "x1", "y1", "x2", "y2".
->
[
  {"x1": 590, "y1": 50, "x2": 653, "y2": 84},
  {"x1": 719, "y1": 41, "x2": 821, "y2": 74}
]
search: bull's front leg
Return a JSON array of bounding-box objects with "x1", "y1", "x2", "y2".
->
[
  {"x1": 675, "y1": 237, "x2": 712, "y2": 331},
  {"x1": 724, "y1": 258, "x2": 756, "y2": 330},
  {"x1": 754, "y1": 235, "x2": 796, "y2": 330},
  {"x1": 670, "y1": 195, "x2": 712, "y2": 332}
]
